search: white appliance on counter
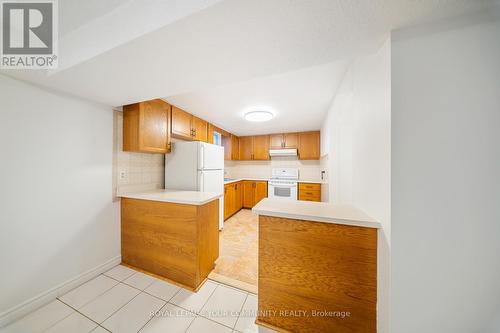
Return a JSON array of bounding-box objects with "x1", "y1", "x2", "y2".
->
[
  {"x1": 268, "y1": 168, "x2": 299, "y2": 200},
  {"x1": 165, "y1": 141, "x2": 225, "y2": 230}
]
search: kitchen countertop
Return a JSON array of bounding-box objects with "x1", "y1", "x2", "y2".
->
[
  {"x1": 252, "y1": 198, "x2": 381, "y2": 229},
  {"x1": 119, "y1": 189, "x2": 222, "y2": 205},
  {"x1": 224, "y1": 178, "x2": 327, "y2": 185}
]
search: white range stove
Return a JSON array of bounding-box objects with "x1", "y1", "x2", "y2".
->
[{"x1": 268, "y1": 168, "x2": 299, "y2": 200}]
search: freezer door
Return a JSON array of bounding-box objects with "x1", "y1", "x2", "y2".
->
[{"x1": 199, "y1": 142, "x2": 224, "y2": 170}]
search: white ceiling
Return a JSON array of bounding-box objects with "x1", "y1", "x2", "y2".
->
[
  {"x1": 166, "y1": 60, "x2": 349, "y2": 135},
  {"x1": 2, "y1": 0, "x2": 497, "y2": 134}
]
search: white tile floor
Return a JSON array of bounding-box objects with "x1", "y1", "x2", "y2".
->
[{"x1": 1, "y1": 265, "x2": 275, "y2": 333}]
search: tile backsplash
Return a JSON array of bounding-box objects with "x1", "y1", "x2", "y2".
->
[
  {"x1": 225, "y1": 156, "x2": 327, "y2": 182},
  {"x1": 112, "y1": 110, "x2": 164, "y2": 199}
]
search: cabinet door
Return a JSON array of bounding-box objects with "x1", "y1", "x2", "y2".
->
[
  {"x1": 192, "y1": 116, "x2": 208, "y2": 142},
  {"x1": 123, "y1": 100, "x2": 169, "y2": 154},
  {"x1": 254, "y1": 181, "x2": 268, "y2": 205},
  {"x1": 298, "y1": 131, "x2": 320, "y2": 160},
  {"x1": 171, "y1": 106, "x2": 193, "y2": 139},
  {"x1": 283, "y1": 132, "x2": 299, "y2": 148},
  {"x1": 224, "y1": 184, "x2": 234, "y2": 220},
  {"x1": 242, "y1": 181, "x2": 255, "y2": 208},
  {"x1": 207, "y1": 124, "x2": 214, "y2": 144},
  {"x1": 269, "y1": 134, "x2": 284, "y2": 149},
  {"x1": 231, "y1": 135, "x2": 239, "y2": 160},
  {"x1": 234, "y1": 182, "x2": 243, "y2": 211},
  {"x1": 239, "y1": 136, "x2": 253, "y2": 160},
  {"x1": 222, "y1": 135, "x2": 231, "y2": 160},
  {"x1": 253, "y1": 135, "x2": 270, "y2": 160}
]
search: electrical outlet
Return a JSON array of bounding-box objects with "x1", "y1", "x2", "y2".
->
[{"x1": 119, "y1": 169, "x2": 128, "y2": 180}]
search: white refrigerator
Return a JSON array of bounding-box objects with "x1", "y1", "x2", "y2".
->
[{"x1": 165, "y1": 141, "x2": 225, "y2": 229}]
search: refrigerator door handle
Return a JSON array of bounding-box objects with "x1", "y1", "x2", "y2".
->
[
  {"x1": 198, "y1": 145, "x2": 205, "y2": 170},
  {"x1": 198, "y1": 171, "x2": 204, "y2": 191}
]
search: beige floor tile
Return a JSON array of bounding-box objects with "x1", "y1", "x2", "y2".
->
[
  {"x1": 170, "y1": 281, "x2": 218, "y2": 313},
  {"x1": 44, "y1": 312, "x2": 97, "y2": 333},
  {"x1": 139, "y1": 303, "x2": 195, "y2": 333},
  {"x1": 59, "y1": 275, "x2": 118, "y2": 309},
  {"x1": 103, "y1": 265, "x2": 136, "y2": 282},
  {"x1": 214, "y1": 209, "x2": 258, "y2": 286},
  {"x1": 185, "y1": 316, "x2": 232, "y2": 333},
  {"x1": 101, "y1": 292, "x2": 165, "y2": 333},
  {"x1": 79, "y1": 283, "x2": 140, "y2": 323},
  {"x1": 200, "y1": 285, "x2": 247, "y2": 328},
  {"x1": 1, "y1": 300, "x2": 73, "y2": 333}
]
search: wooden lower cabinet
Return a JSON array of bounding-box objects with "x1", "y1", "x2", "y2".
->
[
  {"x1": 257, "y1": 215, "x2": 377, "y2": 332},
  {"x1": 224, "y1": 180, "x2": 267, "y2": 218},
  {"x1": 243, "y1": 181, "x2": 268, "y2": 208},
  {"x1": 298, "y1": 182, "x2": 321, "y2": 201},
  {"x1": 224, "y1": 182, "x2": 243, "y2": 220},
  {"x1": 121, "y1": 198, "x2": 219, "y2": 291}
]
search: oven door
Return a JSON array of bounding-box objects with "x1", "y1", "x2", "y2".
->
[{"x1": 268, "y1": 183, "x2": 298, "y2": 200}]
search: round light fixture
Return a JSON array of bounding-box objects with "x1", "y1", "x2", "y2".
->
[{"x1": 244, "y1": 110, "x2": 274, "y2": 122}]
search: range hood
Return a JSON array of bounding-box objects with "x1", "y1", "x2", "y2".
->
[{"x1": 269, "y1": 148, "x2": 298, "y2": 157}]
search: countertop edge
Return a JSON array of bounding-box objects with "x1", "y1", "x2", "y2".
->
[
  {"x1": 119, "y1": 191, "x2": 222, "y2": 206},
  {"x1": 252, "y1": 209, "x2": 381, "y2": 229},
  {"x1": 224, "y1": 178, "x2": 327, "y2": 185}
]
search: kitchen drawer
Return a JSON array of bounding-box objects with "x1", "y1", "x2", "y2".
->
[
  {"x1": 298, "y1": 183, "x2": 321, "y2": 191},
  {"x1": 299, "y1": 196, "x2": 321, "y2": 202},
  {"x1": 298, "y1": 182, "x2": 321, "y2": 202},
  {"x1": 299, "y1": 189, "x2": 321, "y2": 197},
  {"x1": 298, "y1": 193, "x2": 321, "y2": 202}
]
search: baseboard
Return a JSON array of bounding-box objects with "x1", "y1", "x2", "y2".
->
[{"x1": 0, "y1": 255, "x2": 121, "y2": 328}]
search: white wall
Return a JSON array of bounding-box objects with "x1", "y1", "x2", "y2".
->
[
  {"x1": 322, "y1": 37, "x2": 391, "y2": 332},
  {"x1": 391, "y1": 15, "x2": 500, "y2": 333},
  {"x1": 0, "y1": 75, "x2": 121, "y2": 324}
]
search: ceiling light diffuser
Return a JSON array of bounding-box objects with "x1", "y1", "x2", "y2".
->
[{"x1": 244, "y1": 110, "x2": 274, "y2": 122}]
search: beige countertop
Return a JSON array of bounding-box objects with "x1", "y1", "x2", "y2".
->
[
  {"x1": 119, "y1": 189, "x2": 222, "y2": 205},
  {"x1": 224, "y1": 178, "x2": 327, "y2": 185},
  {"x1": 252, "y1": 198, "x2": 381, "y2": 228}
]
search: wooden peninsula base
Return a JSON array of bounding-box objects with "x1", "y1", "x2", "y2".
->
[
  {"x1": 121, "y1": 196, "x2": 219, "y2": 291},
  {"x1": 253, "y1": 199, "x2": 380, "y2": 333}
]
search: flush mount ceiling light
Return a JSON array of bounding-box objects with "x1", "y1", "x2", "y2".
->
[{"x1": 244, "y1": 110, "x2": 274, "y2": 122}]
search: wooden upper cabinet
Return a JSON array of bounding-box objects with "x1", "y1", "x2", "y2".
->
[
  {"x1": 239, "y1": 136, "x2": 253, "y2": 160},
  {"x1": 123, "y1": 99, "x2": 171, "y2": 154},
  {"x1": 269, "y1": 133, "x2": 298, "y2": 149},
  {"x1": 171, "y1": 106, "x2": 192, "y2": 140},
  {"x1": 253, "y1": 135, "x2": 270, "y2": 160},
  {"x1": 222, "y1": 135, "x2": 231, "y2": 160},
  {"x1": 298, "y1": 131, "x2": 320, "y2": 160},
  {"x1": 192, "y1": 116, "x2": 208, "y2": 142},
  {"x1": 207, "y1": 123, "x2": 215, "y2": 144},
  {"x1": 284, "y1": 132, "x2": 299, "y2": 148},
  {"x1": 231, "y1": 135, "x2": 239, "y2": 160},
  {"x1": 269, "y1": 134, "x2": 284, "y2": 149}
]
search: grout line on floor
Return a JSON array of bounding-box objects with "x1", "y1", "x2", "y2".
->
[
  {"x1": 37, "y1": 300, "x2": 77, "y2": 333},
  {"x1": 232, "y1": 293, "x2": 249, "y2": 330},
  {"x1": 96, "y1": 285, "x2": 142, "y2": 326},
  {"x1": 54, "y1": 298, "x2": 101, "y2": 331}
]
